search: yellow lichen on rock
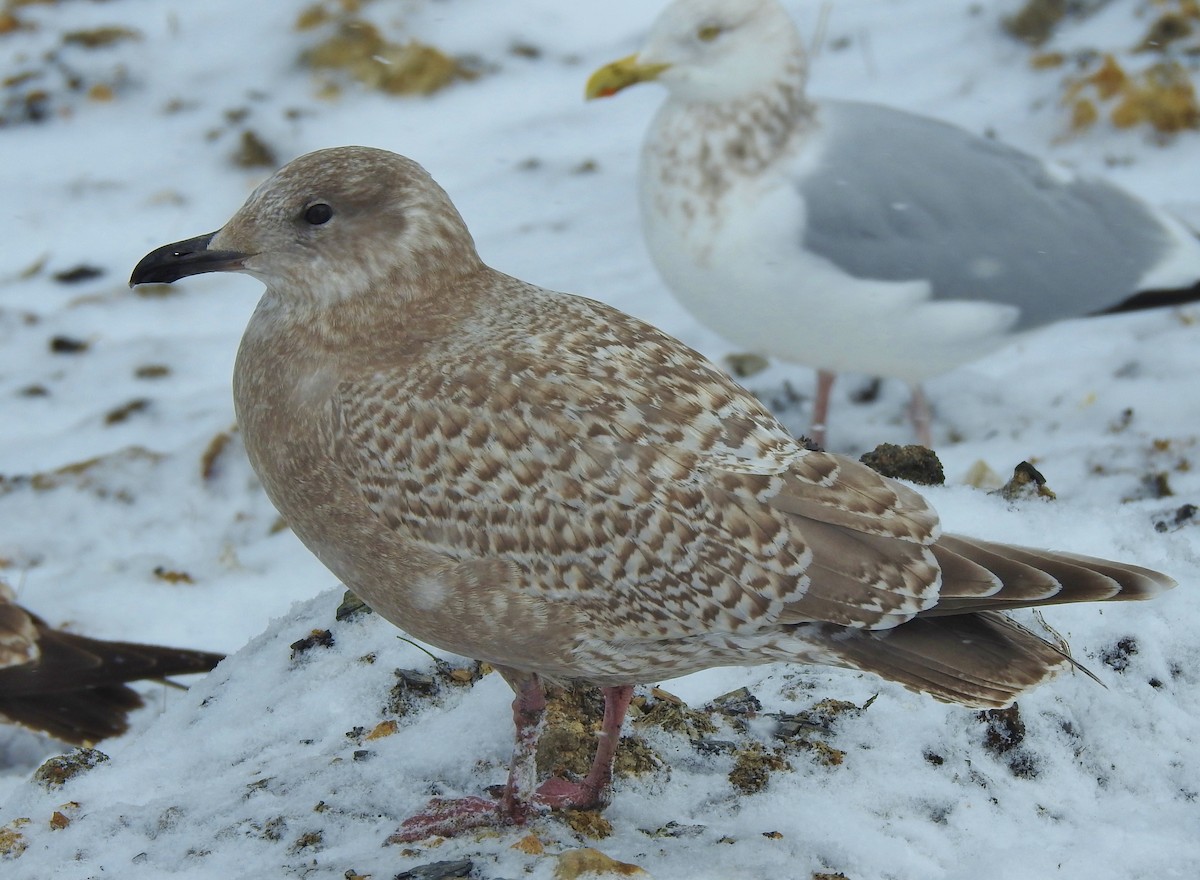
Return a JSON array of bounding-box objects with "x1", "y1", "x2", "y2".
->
[
  {"x1": 1111, "y1": 60, "x2": 1200, "y2": 132},
  {"x1": 364, "y1": 719, "x2": 398, "y2": 740},
  {"x1": 511, "y1": 832, "x2": 545, "y2": 854},
  {"x1": 0, "y1": 818, "x2": 30, "y2": 857},
  {"x1": 1069, "y1": 96, "x2": 1099, "y2": 131},
  {"x1": 301, "y1": 16, "x2": 476, "y2": 97},
  {"x1": 62, "y1": 27, "x2": 140, "y2": 48},
  {"x1": 1044, "y1": 3, "x2": 1200, "y2": 137},
  {"x1": 554, "y1": 847, "x2": 649, "y2": 879},
  {"x1": 1065, "y1": 53, "x2": 1199, "y2": 134}
]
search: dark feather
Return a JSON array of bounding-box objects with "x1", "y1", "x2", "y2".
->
[{"x1": 0, "y1": 603, "x2": 223, "y2": 745}]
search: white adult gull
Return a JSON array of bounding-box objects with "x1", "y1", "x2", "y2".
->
[
  {"x1": 586, "y1": 0, "x2": 1200, "y2": 447},
  {"x1": 131, "y1": 146, "x2": 1174, "y2": 840}
]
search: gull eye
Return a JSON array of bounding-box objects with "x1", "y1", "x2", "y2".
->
[
  {"x1": 697, "y1": 23, "x2": 723, "y2": 42},
  {"x1": 304, "y1": 203, "x2": 334, "y2": 225}
]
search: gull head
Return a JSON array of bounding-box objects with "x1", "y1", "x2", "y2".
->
[
  {"x1": 130, "y1": 146, "x2": 483, "y2": 306},
  {"x1": 586, "y1": 0, "x2": 804, "y2": 105}
]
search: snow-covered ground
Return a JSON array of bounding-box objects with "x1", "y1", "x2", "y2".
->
[{"x1": 2, "y1": 1, "x2": 1198, "y2": 877}]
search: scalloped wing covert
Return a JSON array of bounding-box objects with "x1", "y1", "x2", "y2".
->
[{"x1": 330, "y1": 288, "x2": 943, "y2": 642}]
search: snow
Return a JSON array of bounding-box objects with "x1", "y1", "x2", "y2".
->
[{"x1": 1, "y1": 1, "x2": 1198, "y2": 877}]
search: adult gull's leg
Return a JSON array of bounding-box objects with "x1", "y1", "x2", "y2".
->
[
  {"x1": 909, "y1": 384, "x2": 934, "y2": 448},
  {"x1": 810, "y1": 368, "x2": 837, "y2": 448}
]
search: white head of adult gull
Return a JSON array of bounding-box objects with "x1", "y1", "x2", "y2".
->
[
  {"x1": 587, "y1": 0, "x2": 1200, "y2": 447},
  {"x1": 131, "y1": 146, "x2": 1174, "y2": 840}
]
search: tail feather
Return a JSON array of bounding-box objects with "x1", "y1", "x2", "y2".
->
[
  {"x1": 0, "y1": 616, "x2": 224, "y2": 745},
  {"x1": 0, "y1": 684, "x2": 145, "y2": 744},
  {"x1": 1094, "y1": 282, "x2": 1200, "y2": 316},
  {"x1": 818, "y1": 534, "x2": 1175, "y2": 708},
  {"x1": 928, "y1": 544, "x2": 1003, "y2": 598},
  {"x1": 0, "y1": 628, "x2": 224, "y2": 698},
  {"x1": 823, "y1": 612, "x2": 1075, "y2": 708},
  {"x1": 925, "y1": 534, "x2": 1174, "y2": 616}
]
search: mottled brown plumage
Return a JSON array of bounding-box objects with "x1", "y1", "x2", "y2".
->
[
  {"x1": 129, "y1": 146, "x2": 1175, "y2": 836},
  {"x1": 0, "y1": 583, "x2": 224, "y2": 744}
]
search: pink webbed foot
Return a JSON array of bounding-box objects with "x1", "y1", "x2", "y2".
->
[
  {"x1": 387, "y1": 795, "x2": 515, "y2": 844},
  {"x1": 389, "y1": 778, "x2": 603, "y2": 844},
  {"x1": 533, "y1": 776, "x2": 606, "y2": 811},
  {"x1": 390, "y1": 777, "x2": 605, "y2": 843},
  {"x1": 530, "y1": 684, "x2": 633, "y2": 812}
]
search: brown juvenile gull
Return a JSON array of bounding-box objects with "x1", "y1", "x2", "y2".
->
[
  {"x1": 130, "y1": 146, "x2": 1175, "y2": 839},
  {"x1": 586, "y1": 0, "x2": 1200, "y2": 447},
  {"x1": 0, "y1": 581, "x2": 224, "y2": 745}
]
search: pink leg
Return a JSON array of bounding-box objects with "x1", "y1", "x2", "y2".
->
[
  {"x1": 390, "y1": 678, "x2": 635, "y2": 842},
  {"x1": 500, "y1": 672, "x2": 548, "y2": 819},
  {"x1": 390, "y1": 671, "x2": 548, "y2": 842},
  {"x1": 809, "y1": 369, "x2": 836, "y2": 450},
  {"x1": 909, "y1": 383, "x2": 933, "y2": 448},
  {"x1": 535, "y1": 684, "x2": 635, "y2": 810}
]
